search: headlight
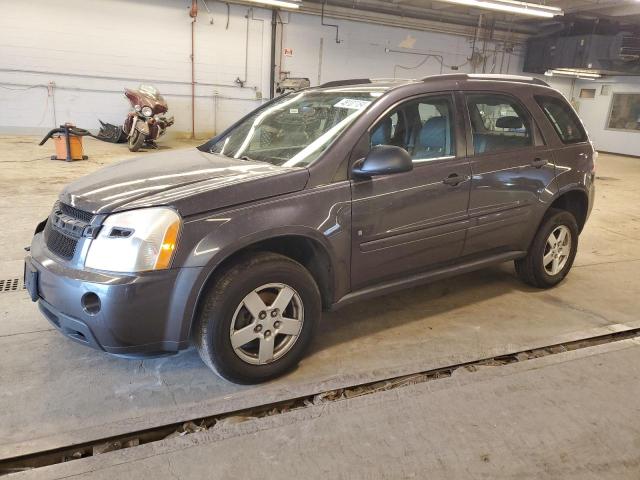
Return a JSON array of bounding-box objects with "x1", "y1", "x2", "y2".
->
[
  {"x1": 141, "y1": 106, "x2": 153, "y2": 117},
  {"x1": 85, "y1": 207, "x2": 181, "y2": 273}
]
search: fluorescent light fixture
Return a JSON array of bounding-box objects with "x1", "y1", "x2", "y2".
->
[
  {"x1": 434, "y1": 0, "x2": 562, "y2": 17},
  {"x1": 243, "y1": 0, "x2": 301, "y2": 8},
  {"x1": 545, "y1": 69, "x2": 601, "y2": 78}
]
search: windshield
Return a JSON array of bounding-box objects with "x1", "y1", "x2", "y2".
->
[
  {"x1": 139, "y1": 84, "x2": 161, "y2": 99},
  {"x1": 209, "y1": 88, "x2": 386, "y2": 167}
]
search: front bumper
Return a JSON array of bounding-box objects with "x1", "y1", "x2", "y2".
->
[{"x1": 27, "y1": 232, "x2": 203, "y2": 356}]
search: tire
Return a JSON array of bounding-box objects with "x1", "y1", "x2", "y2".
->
[
  {"x1": 128, "y1": 131, "x2": 145, "y2": 152},
  {"x1": 194, "y1": 252, "x2": 321, "y2": 384},
  {"x1": 515, "y1": 208, "x2": 579, "y2": 289}
]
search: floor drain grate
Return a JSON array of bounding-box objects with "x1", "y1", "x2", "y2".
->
[{"x1": 0, "y1": 278, "x2": 23, "y2": 292}]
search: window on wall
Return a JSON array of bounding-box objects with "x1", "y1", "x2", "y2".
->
[
  {"x1": 466, "y1": 94, "x2": 532, "y2": 154},
  {"x1": 607, "y1": 93, "x2": 640, "y2": 132},
  {"x1": 536, "y1": 96, "x2": 587, "y2": 144},
  {"x1": 579, "y1": 88, "x2": 596, "y2": 99},
  {"x1": 370, "y1": 96, "x2": 455, "y2": 160}
]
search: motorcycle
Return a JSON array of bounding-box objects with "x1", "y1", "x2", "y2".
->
[{"x1": 117, "y1": 85, "x2": 174, "y2": 151}]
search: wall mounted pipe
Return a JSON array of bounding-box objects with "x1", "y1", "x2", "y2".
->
[
  {"x1": 0, "y1": 68, "x2": 249, "y2": 90},
  {"x1": 385, "y1": 48, "x2": 470, "y2": 73},
  {"x1": 0, "y1": 82, "x2": 261, "y2": 102},
  {"x1": 238, "y1": 8, "x2": 266, "y2": 89},
  {"x1": 392, "y1": 54, "x2": 444, "y2": 78},
  {"x1": 270, "y1": 9, "x2": 277, "y2": 98},
  {"x1": 190, "y1": 0, "x2": 198, "y2": 139},
  {"x1": 321, "y1": 1, "x2": 341, "y2": 43}
]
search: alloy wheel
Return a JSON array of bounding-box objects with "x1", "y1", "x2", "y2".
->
[
  {"x1": 543, "y1": 225, "x2": 572, "y2": 276},
  {"x1": 229, "y1": 283, "x2": 304, "y2": 365}
]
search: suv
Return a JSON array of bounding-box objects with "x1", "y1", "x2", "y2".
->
[{"x1": 25, "y1": 74, "x2": 595, "y2": 383}]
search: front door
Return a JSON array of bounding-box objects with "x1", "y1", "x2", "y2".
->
[
  {"x1": 350, "y1": 93, "x2": 472, "y2": 290},
  {"x1": 461, "y1": 92, "x2": 557, "y2": 256}
]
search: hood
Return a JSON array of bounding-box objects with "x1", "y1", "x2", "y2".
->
[{"x1": 60, "y1": 148, "x2": 309, "y2": 216}]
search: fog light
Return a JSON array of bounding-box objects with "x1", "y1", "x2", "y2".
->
[{"x1": 81, "y1": 292, "x2": 101, "y2": 315}]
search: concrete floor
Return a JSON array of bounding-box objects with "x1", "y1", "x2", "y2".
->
[
  {"x1": 1, "y1": 136, "x2": 640, "y2": 476},
  {"x1": 15, "y1": 339, "x2": 640, "y2": 480}
]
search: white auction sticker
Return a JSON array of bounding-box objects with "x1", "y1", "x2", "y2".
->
[{"x1": 334, "y1": 98, "x2": 372, "y2": 110}]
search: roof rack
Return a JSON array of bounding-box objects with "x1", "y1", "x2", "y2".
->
[
  {"x1": 319, "y1": 78, "x2": 372, "y2": 88},
  {"x1": 421, "y1": 73, "x2": 549, "y2": 87},
  {"x1": 318, "y1": 78, "x2": 413, "y2": 88}
]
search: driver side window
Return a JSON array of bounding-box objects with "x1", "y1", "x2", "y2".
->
[{"x1": 370, "y1": 95, "x2": 456, "y2": 161}]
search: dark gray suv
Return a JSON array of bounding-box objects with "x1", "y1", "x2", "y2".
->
[{"x1": 25, "y1": 74, "x2": 595, "y2": 383}]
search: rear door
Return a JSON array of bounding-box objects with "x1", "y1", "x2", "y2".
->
[
  {"x1": 350, "y1": 93, "x2": 472, "y2": 290},
  {"x1": 461, "y1": 91, "x2": 557, "y2": 256}
]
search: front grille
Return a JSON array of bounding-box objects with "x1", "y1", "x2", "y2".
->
[
  {"x1": 59, "y1": 203, "x2": 94, "y2": 223},
  {"x1": 44, "y1": 221, "x2": 78, "y2": 260}
]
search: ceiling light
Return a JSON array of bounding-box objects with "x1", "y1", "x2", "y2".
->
[
  {"x1": 492, "y1": 0, "x2": 562, "y2": 12},
  {"x1": 243, "y1": 0, "x2": 301, "y2": 8},
  {"x1": 546, "y1": 69, "x2": 601, "y2": 78},
  {"x1": 433, "y1": 0, "x2": 562, "y2": 17}
]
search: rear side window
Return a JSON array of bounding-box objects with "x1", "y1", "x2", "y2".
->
[
  {"x1": 536, "y1": 96, "x2": 587, "y2": 144},
  {"x1": 466, "y1": 94, "x2": 532, "y2": 154}
]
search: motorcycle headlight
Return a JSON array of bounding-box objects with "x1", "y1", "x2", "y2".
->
[
  {"x1": 141, "y1": 106, "x2": 153, "y2": 117},
  {"x1": 85, "y1": 207, "x2": 181, "y2": 273}
]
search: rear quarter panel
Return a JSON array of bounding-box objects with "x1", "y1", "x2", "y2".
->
[{"x1": 527, "y1": 88, "x2": 596, "y2": 220}]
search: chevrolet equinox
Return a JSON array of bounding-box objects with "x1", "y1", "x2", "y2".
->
[{"x1": 25, "y1": 74, "x2": 596, "y2": 383}]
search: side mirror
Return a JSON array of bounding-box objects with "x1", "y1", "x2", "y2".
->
[{"x1": 352, "y1": 145, "x2": 413, "y2": 178}]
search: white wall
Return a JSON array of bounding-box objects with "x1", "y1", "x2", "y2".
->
[
  {"x1": 0, "y1": 0, "x2": 271, "y2": 138},
  {"x1": 0, "y1": 0, "x2": 575, "y2": 139},
  {"x1": 571, "y1": 78, "x2": 640, "y2": 157}
]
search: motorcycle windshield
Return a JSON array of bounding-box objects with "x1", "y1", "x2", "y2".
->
[
  {"x1": 128, "y1": 85, "x2": 168, "y2": 113},
  {"x1": 139, "y1": 84, "x2": 162, "y2": 101}
]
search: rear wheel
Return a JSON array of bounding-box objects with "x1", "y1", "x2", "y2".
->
[
  {"x1": 515, "y1": 208, "x2": 579, "y2": 288},
  {"x1": 128, "y1": 130, "x2": 145, "y2": 152},
  {"x1": 194, "y1": 252, "x2": 321, "y2": 384}
]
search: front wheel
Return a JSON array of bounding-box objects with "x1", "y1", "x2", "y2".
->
[
  {"x1": 128, "y1": 130, "x2": 145, "y2": 152},
  {"x1": 194, "y1": 252, "x2": 321, "y2": 384},
  {"x1": 515, "y1": 208, "x2": 579, "y2": 288}
]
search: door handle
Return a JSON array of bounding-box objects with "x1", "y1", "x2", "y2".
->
[
  {"x1": 442, "y1": 173, "x2": 467, "y2": 186},
  {"x1": 530, "y1": 157, "x2": 549, "y2": 168}
]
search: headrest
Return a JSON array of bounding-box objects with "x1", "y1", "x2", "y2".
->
[
  {"x1": 418, "y1": 116, "x2": 446, "y2": 149},
  {"x1": 496, "y1": 116, "x2": 523, "y2": 129}
]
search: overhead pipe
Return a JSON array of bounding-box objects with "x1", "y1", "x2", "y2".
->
[{"x1": 299, "y1": 1, "x2": 532, "y2": 41}]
